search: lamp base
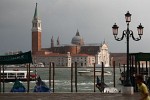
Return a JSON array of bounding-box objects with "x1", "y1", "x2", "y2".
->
[{"x1": 121, "y1": 86, "x2": 134, "y2": 95}]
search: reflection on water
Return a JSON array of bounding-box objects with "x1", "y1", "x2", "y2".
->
[{"x1": 2, "y1": 67, "x2": 123, "y2": 92}]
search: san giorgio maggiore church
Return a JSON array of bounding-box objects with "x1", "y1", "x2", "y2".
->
[{"x1": 32, "y1": 3, "x2": 110, "y2": 67}]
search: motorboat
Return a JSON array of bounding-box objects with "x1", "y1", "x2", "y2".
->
[
  {"x1": 78, "y1": 69, "x2": 112, "y2": 76},
  {"x1": 0, "y1": 70, "x2": 37, "y2": 82},
  {"x1": 31, "y1": 62, "x2": 45, "y2": 67}
]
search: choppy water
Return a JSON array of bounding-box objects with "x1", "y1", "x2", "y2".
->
[{"x1": 2, "y1": 67, "x2": 123, "y2": 93}]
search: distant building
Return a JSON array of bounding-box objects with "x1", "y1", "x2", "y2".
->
[
  {"x1": 110, "y1": 53, "x2": 126, "y2": 66},
  {"x1": 31, "y1": 3, "x2": 110, "y2": 67},
  {"x1": 34, "y1": 52, "x2": 95, "y2": 67}
]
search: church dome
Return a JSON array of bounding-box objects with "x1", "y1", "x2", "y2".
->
[{"x1": 71, "y1": 30, "x2": 84, "y2": 45}]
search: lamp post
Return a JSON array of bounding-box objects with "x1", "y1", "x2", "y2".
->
[{"x1": 112, "y1": 11, "x2": 144, "y2": 94}]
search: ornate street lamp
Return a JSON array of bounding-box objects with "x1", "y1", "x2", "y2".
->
[{"x1": 112, "y1": 11, "x2": 144, "y2": 93}]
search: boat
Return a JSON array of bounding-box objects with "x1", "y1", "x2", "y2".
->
[
  {"x1": 10, "y1": 79, "x2": 26, "y2": 92},
  {"x1": 96, "y1": 76, "x2": 120, "y2": 93},
  {"x1": 78, "y1": 69, "x2": 112, "y2": 76},
  {"x1": 96, "y1": 76, "x2": 119, "y2": 93},
  {"x1": 31, "y1": 62, "x2": 45, "y2": 67},
  {"x1": 33, "y1": 76, "x2": 51, "y2": 92},
  {"x1": 0, "y1": 70, "x2": 37, "y2": 82}
]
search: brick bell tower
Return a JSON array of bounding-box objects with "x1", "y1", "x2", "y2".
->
[{"x1": 32, "y1": 3, "x2": 42, "y2": 54}]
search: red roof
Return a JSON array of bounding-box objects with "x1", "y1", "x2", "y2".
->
[{"x1": 71, "y1": 54, "x2": 94, "y2": 57}]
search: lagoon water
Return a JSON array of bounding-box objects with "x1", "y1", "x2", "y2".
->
[{"x1": 3, "y1": 67, "x2": 123, "y2": 93}]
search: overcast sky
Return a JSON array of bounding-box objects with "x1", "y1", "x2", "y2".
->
[{"x1": 0, "y1": 0, "x2": 150, "y2": 54}]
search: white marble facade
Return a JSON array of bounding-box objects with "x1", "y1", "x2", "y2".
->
[{"x1": 95, "y1": 43, "x2": 110, "y2": 67}]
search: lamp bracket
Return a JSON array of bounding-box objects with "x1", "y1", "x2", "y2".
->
[
  {"x1": 130, "y1": 30, "x2": 142, "y2": 41},
  {"x1": 114, "y1": 30, "x2": 126, "y2": 41}
]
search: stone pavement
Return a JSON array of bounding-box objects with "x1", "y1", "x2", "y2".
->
[
  {"x1": 0, "y1": 93, "x2": 141, "y2": 100},
  {"x1": 0, "y1": 93, "x2": 140, "y2": 100}
]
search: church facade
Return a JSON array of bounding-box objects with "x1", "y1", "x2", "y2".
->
[{"x1": 32, "y1": 3, "x2": 110, "y2": 67}]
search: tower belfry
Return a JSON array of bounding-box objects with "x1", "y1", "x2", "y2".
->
[{"x1": 32, "y1": 3, "x2": 42, "y2": 54}]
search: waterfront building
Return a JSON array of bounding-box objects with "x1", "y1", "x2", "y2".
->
[
  {"x1": 70, "y1": 53, "x2": 95, "y2": 67},
  {"x1": 33, "y1": 52, "x2": 72, "y2": 67},
  {"x1": 33, "y1": 52, "x2": 95, "y2": 67},
  {"x1": 31, "y1": 3, "x2": 110, "y2": 67}
]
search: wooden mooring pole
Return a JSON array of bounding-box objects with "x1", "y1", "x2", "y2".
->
[
  {"x1": 94, "y1": 63, "x2": 96, "y2": 92},
  {"x1": 113, "y1": 61, "x2": 116, "y2": 87},
  {"x1": 2, "y1": 65, "x2": 4, "y2": 92},
  {"x1": 71, "y1": 63, "x2": 73, "y2": 92},
  {"x1": 49, "y1": 62, "x2": 52, "y2": 90},
  {"x1": 52, "y1": 62, "x2": 55, "y2": 92},
  {"x1": 75, "y1": 62, "x2": 77, "y2": 92},
  {"x1": 0, "y1": 65, "x2": 1, "y2": 92},
  {"x1": 101, "y1": 62, "x2": 104, "y2": 92}
]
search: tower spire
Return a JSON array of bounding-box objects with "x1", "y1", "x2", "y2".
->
[
  {"x1": 57, "y1": 36, "x2": 60, "y2": 45},
  {"x1": 76, "y1": 29, "x2": 80, "y2": 36},
  {"x1": 33, "y1": 3, "x2": 38, "y2": 19},
  {"x1": 32, "y1": 3, "x2": 41, "y2": 32},
  {"x1": 51, "y1": 36, "x2": 54, "y2": 48},
  {"x1": 103, "y1": 39, "x2": 106, "y2": 44}
]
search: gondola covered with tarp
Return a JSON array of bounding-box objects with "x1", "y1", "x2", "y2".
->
[
  {"x1": 10, "y1": 79, "x2": 26, "y2": 92},
  {"x1": 33, "y1": 76, "x2": 51, "y2": 92},
  {"x1": 96, "y1": 76, "x2": 119, "y2": 93}
]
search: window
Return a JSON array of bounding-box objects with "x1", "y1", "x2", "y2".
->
[
  {"x1": 8, "y1": 73, "x2": 16, "y2": 78},
  {"x1": 1, "y1": 73, "x2": 7, "y2": 78},
  {"x1": 17, "y1": 73, "x2": 24, "y2": 78},
  {"x1": 35, "y1": 23, "x2": 37, "y2": 27}
]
